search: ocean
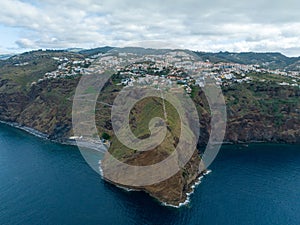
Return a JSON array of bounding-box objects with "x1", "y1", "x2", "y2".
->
[{"x1": 0, "y1": 123, "x2": 300, "y2": 225}]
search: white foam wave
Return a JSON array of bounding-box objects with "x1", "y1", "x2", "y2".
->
[
  {"x1": 162, "y1": 170, "x2": 212, "y2": 208},
  {"x1": 0, "y1": 120, "x2": 48, "y2": 139},
  {"x1": 98, "y1": 160, "x2": 104, "y2": 177}
]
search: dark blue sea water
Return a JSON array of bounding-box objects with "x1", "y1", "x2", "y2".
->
[{"x1": 0, "y1": 123, "x2": 300, "y2": 225}]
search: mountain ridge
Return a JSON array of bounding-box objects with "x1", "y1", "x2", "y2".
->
[{"x1": 3, "y1": 47, "x2": 300, "y2": 70}]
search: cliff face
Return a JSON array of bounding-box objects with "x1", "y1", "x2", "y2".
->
[
  {"x1": 226, "y1": 114, "x2": 300, "y2": 143},
  {"x1": 102, "y1": 150, "x2": 202, "y2": 206},
  {"x1": 99, "y1": 96, "x2": 204, "y2": 206},
  {"x1": 0, "y1": 51, "x2": 299, "y2": 206},
  {"x1": 0, "y1": 82, "x2": 29, "y2": 122},
  {"x1": 192, "y1": 83, "x2": 300, "y2": 147},
  {"x1": 0, "y1": 50, "x2": 83, "y2": 140},
  {"x1": 224, "y1": 84, "x2": 300, "y2": 144},
  {"x1": 142, "y1": 151, "x2": 202, "y2": 206},
  {"x1": 0, "y1": 76, "x2": 79, "y2": 141}
]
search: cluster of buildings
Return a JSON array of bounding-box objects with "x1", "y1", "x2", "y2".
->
[
  {"x1": 14, "y1": 62, "x2": 29, "y2": 66},
  {"x1": 38, "y1": 50, "x2": 300, "y2": 89},
  {"x1": 112, "y1": 52, "x2": 300, "y2": 89},
  {"x1": 38, "y1": 57, "x2": 93, "y2": 83}
]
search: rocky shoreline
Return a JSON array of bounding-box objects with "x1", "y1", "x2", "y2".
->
[
  {"x1": 101, "y1": 169, "x2": 209, "y2": 208},
  {"x1": 0, "y1": 120, "x2": 107, "y2": 153},
  {"x1": 162, "y1": 170, "x2": 212, "y2": 208},
  {"x1": 0, "y1": 120, "x2": 49, "y2": 139}
]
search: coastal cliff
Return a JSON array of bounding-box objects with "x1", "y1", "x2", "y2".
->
[{"x1": 0, "y1": 50, "x2": 299, "y2": 206}]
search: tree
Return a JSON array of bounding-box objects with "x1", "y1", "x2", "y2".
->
[{"x1": 101, "y1": 132, "x2": 111, "y2": 140}]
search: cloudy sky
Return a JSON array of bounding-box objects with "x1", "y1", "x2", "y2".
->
[{"x1": 1, "y1": 0, "x2": 300, "y2": 56}]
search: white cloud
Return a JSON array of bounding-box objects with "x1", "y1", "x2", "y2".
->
[
  {"x1": 0, "y1": 0, "x2": 300, "y2": 56},
  {"x1": 15, "y1": 38, "x2": 37, "y2": 49}
]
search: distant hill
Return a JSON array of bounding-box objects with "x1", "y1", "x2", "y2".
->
[
  {"x1": 78, "y1": 46, "x2": 114, "y2": 57},
  {"x1": 194, "y1": 51, "x2": 300, "y2": 70},
  {"x1": 3, "y1": 47, "x2": 300, "y2": 70},
  {"x1": 0, "y1": 54, "x2": 15, "y2": 60},
  {"x1": 65, "y1": 48, "x2": 85, "y2": 53},
  {"x1": 78, "y1": 47, "x2": 300, "y2": 70}
]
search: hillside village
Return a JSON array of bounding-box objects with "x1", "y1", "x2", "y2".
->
[
  {"x1": 40, "y1": 57, "x2": 92, "y2": 82},
  {"x1": 33, "y1": 50, "x2": 300, "y2": 93}
]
